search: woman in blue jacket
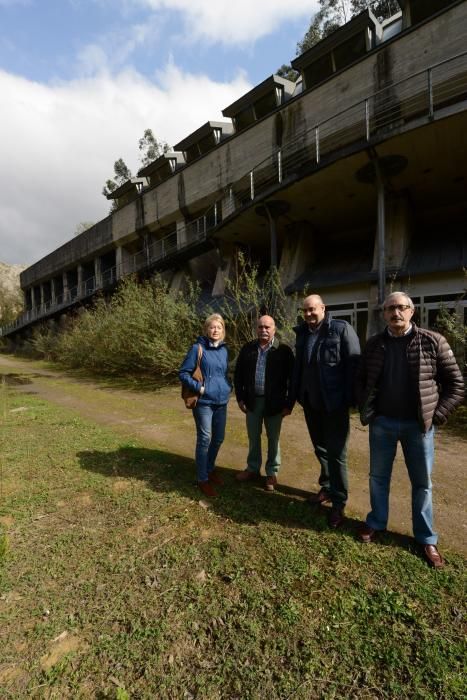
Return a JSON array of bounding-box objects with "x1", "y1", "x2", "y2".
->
[{"x1": 179, "y1": 314, "x2": 231, "y2": 497}]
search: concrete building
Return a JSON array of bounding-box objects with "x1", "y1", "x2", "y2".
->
[{"x1": 2, "y1": 0, "x2": 466, "y2": 347}]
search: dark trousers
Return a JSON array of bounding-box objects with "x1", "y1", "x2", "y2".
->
[{"x1": 303, "y1": 401, "x2": 350, "y2": 507}]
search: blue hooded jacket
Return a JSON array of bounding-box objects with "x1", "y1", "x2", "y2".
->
[{"x1": 179, "y1": 335, "x2": 231, "y2": 406}]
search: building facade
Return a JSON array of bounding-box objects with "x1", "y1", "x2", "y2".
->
[{"x1": 2, "y1": 0, "x2": 466, "y2": 348}]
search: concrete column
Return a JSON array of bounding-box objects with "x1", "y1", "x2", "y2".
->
[
  {"x1": 50, "y1": 278, "x2": 56, "y2": 304},
  {"x1": 176, "y1": 219, "x2": 187, "y2": 248},
  {"x1": 372, "y1": 192, "x2": 412, "y2": 275},
  {"x1": 212, "y1": 242, "x2": 236, "y2": 297},
  {"x1": 278, "y1": 221, "x2": 316, "y2": 289},
  {"x1": 63, "y1": 271, "x2": 69, "y2": 301},
  {"x1": 40, "y1": 284, "x2": 45, "y2": 310},
  {"x1": 116, "y1": 246, "x2": 132, "y2": 278},
  {"x1": 77, "y1": 265, "x2": 83, "y2": 297},
  {"x1": 94, "y1": 257, "x2": 102, "y2": 289}
]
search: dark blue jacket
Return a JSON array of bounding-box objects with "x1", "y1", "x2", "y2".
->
[
  {"x1": 179, "y1": 335, "x2": 231, "y2": 406},
  {"x1": 293, "y1": 314, "x2": 361, "y2": 412}
]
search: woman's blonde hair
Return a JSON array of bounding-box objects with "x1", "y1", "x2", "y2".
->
[{"x1": 204, "y1": 313, "x2": 226, "y2": 340}]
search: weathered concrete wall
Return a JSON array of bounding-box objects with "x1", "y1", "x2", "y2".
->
[{"x1": 21, "y1": 217, "x2": 112, "y2": 287}]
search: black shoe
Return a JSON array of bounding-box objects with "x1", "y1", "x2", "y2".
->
[
  {"x1": 307, "y1": 488, "x2": 332, "y2": 505},
  {"x1": 328, "y1": 506, "x2": 345, "y2": 529}
]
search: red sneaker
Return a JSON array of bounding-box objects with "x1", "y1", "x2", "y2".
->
[{"x1": 198, "y1": 481, "x2": 218, "y2": 498}]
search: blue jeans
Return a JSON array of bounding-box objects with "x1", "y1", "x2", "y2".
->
[
  {"x1": 193, "y1": 404, "x2": 227, "y2": 483},
  {"x1": 367, "y1": 416, "x2": 436, "y2": 544}
]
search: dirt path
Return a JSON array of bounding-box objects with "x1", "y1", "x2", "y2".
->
[{"x1": 1, "y1": 354, "x2": 466, "y2": 555}]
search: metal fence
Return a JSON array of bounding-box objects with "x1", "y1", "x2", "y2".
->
[{"x1": 3, "y1": 50, "x2": 467, "y2": 336}]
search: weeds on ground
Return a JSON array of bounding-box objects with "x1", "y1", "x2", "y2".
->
[{"x1": 0, "y1": 388, "x2": 465, "y2": 699}]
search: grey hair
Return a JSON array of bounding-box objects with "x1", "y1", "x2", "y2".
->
[{"x1": 383, "y1": 291, "x2": 414, "y2": 310}]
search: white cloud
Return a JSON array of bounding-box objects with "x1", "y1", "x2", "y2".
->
[
  {"x1": 0, "y1": 66, "x2": 251, "y2": 265},
  {"x1": 134, "y1": 0, "x2": 319, "y2": 45}
]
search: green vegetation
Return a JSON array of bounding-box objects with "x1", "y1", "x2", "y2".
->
[
  {"x1": 21, "y1": 255, "x2": 300, "y2": 376},
  {"x1": 0, "y1": 384, "x2": 465, "y2": 699},
  {"x1": 26, "y1": 276, "x2": 201, "y2": 376}
]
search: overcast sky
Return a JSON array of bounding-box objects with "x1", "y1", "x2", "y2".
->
[{"x1": 0, "y1": 0, "x2": 319, "y2": 266}]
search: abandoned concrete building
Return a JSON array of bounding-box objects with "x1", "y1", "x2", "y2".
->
[{"x1": 2, "y1": 0, "x2": 466, "y2": 347}]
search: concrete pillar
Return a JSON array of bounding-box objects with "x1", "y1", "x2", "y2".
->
[
  {"x1": 39, "y1": 284, "x2": 45, "y2": 310},
  {"x1": 77, "y1": 265, "x2": 83, "y2": 297},
  {"x1": 279, "y1": 221, "x2": 316, "y2": 289},
  {"x1": 94, "y1": 257, "x2": 102, "y2": 289},
  {"x1": 63, "y1": 271, "x2": 69, "y2": 301},
  {"x1": 372, "y1": 191, "x2": 412, "y2": 274},
  {"x1": 116, "y1": 246, "x2": 132, "y2": 278},
  {"x1": 212, "y1": 242, "x2": 236, "y2": 296},
  {"x1": 50, "y1": 278, "x2": 56, "y2": 304},
  {"x1": 176, "y1": 219, "x2": 187, "y2": 248}
]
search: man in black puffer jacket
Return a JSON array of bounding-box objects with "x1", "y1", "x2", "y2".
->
[
  {"x1": 356, "y1": 291, "x2": 464, "y2": 568},
  {"x1": 234, "y1": 315, "x2": 295, "y2": 492},
  {"x1": 293, "y1": 294, "x2": 361, "y2": 528}
]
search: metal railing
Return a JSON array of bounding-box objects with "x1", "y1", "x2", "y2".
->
[{"x1": 3, "y1": 50, "x2": 467, "y2": 336}]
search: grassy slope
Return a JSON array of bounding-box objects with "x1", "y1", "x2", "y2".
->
[{"x1": 0, "y1": 385, "x2": 465, "y2": 699}]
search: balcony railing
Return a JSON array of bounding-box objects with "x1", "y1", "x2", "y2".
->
[{"x1": 3, "y1": 50, "x2": 467, "y2": 336}]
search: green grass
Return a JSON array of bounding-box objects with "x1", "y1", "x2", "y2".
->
[{"x1": 0, "y1": 386, "x2": 465, "y2": 699}]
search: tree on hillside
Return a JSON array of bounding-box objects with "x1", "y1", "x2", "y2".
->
[
  {"x1": 297, "y1": 0, "x2": 400, "y2": 54},
  {"x1": 102, "y1": 157, "x2": 133, "y2": 200},
  {"x1": 138, "y1": 128, "x2": 170, "y2": 168},
  {"x1": 102, "y1": 130, "x2": 171, "y2": 212}
]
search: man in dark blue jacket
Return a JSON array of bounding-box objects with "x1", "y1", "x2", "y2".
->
[{"x1": 293, "y1": 295, "x2": 361, "y2": 527}]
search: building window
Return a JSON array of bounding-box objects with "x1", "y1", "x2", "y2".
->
[
  {"x1": 304, "y1": 53, "x2": 334, "y2": 89},
  {"x1": 234, "y1": 105, "x2": 256, "y2": 132},
  {"x1": 185, "y1": 144, "x2": 200, "y2": 163},
  {"x1": 410, "y1": 0, "x2": 457, "y2": 26},
  {"x1": 254, "y1": 90, "x2": 279, "y2": 120},
  {"x1": 333, "y1": 31, "x2": 367, "y2": 71}
]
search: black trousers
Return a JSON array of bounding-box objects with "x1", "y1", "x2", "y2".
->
[{"x1": 303, "y1": 401, "x2": 350, "y2": 507}]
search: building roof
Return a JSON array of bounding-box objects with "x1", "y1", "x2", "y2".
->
[
  {"x1": 106, "y1": 177, "x2": 147, "y2": 200},
  {"x1": 137, "y1": 152, "x2": 184, "y2": 178},
  {"x1": 291, "y1": 9, "x2": 380, "y2": 71},
  {"x1": 221, "y1": 75, "x2": 296, "y2": 118},
  {"x1": 174, "y1": 121, "x2": 234, "y2": 152}
]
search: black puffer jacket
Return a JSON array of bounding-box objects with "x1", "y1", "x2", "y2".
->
[
  {"x1": 356, "y1": 325, "x2": 464, "y2": 432},
  {"x1": 234, "y1": 338, "x2": 295, "y2": 416}
]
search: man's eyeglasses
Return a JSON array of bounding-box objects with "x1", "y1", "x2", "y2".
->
[{"x1": 384, "y1": 304, "x2": 412, "y2": 312}]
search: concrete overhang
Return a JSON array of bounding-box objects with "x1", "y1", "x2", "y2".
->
[
  {"x1": 137, "y1": 152, "x2": 184, "y2": 178},
  {"x1": 106, "y1": 177, "x2": 147, "y2": 200},
  {"x1": 221, "y1": 75, "x2": 295, "y2": 118},
  {"x1": 292, "y1": 9, "x2": 380, "y2": 71},
  {"x1": 173, "y1": 121, "x2": 234, "y2": 152}
]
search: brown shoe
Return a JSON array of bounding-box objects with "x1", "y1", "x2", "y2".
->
[
  {"x1": 235, "y1": 470, "x2": 259, "y2": 482},
  {"x1": 265, "y1": 475, "x2": 277, "y2": 492},
  {"x1": 422, "y1": 544, "x2": 445, "y2": 569},
  {"x1": 208, "y1": 470, "x2": 223, "y2": 486},
  {"x1": 358, "y1": 523, "x2": 380, "y2": 543},
  {"x1": 329, "y1": 506, "x2": 345, "y2": 529},
  {"x1": 307, "y1": 488, "x2": 332, "y2": 505},
  {"x1": 198, "y1": 481, "x2": 218, "y2": 498}
]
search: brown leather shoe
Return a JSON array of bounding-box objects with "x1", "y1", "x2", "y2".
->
[
  {"x1": 235, "y1": 470, "x2": 259, "y2": 482},
  {"x1": 265, "y1": 475, "x2": 277, "y2": 492},
  {"x1": 328, "y1": 506, "x2": 345, "y2": 529},
  {"x1": 422, "y1": 544, "x2": 445, "y2": 569},
  {"x1": 358, "y1": 523, "x2": 380, "y2": 543},
  {"x1": 198, "y1": 481, "x2": 218, "y2": 498},
  {"x1": 307, "y1": 488, "x2": 332, "y2": 505},
  {"x1": 208, "y1": 469, "x2": 223, "y2": 486}
]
